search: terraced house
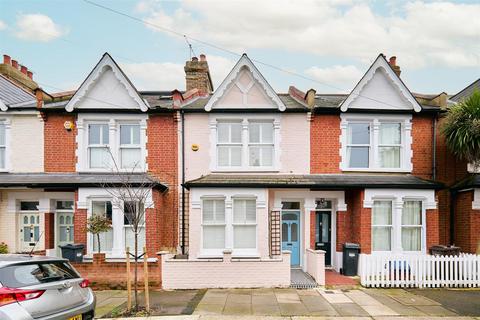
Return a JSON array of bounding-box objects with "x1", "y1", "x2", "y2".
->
[{"x1": 0, "y1": 52, "x2": 477, "y2": 289}]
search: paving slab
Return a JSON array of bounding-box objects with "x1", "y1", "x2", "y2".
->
[
  {"x1": 409, "y1": 289, "x2": 480, "y2": 316},
  {"x1": 293, "y1": 317, "x2": 370, "y2": 320},
  {"x1": 391, "y1": 293, "x2": 441, "y2": 306},
  {"x1": 364, "y1": 289, "x2": 428, "y2": 316},
  {"x1": 252, "y1": 303, "x2": 281, "y2": 315},
  {"x1": 331, "y1": 302, "x2": 370, "y2": 316},
  {"x1": 252, "y1": 294, "x2": 278, "y2": 306},
  {"x1": 278, "y1": 302, "x2": 309, "y2": 316},
  {"x1": 251, "y1": 288, "x2": 276, "y2": 296},
  {"x1": 361, "y1": 304, "x2": 399, "y2": 316},
  {"x1": 193, "y1": 303, "x2": 225, "y2": 315},
  {"x1": 299, "y1": 295, "x2": 337, "y2": 313},
  {"x1": 275, "y1": 292, "x2": 301, "y2": 304},
  {"x1": 297, "y1": 289, "x2": 320, "y2": 296},
  {"x1": 226, "y1": 293, "x2": 252, "y2": 305},
  {"x1": 223, "y1": 303, "x2": 252, "y2": 315},
  {"x1": 317, "y1": 290, "x2": 353, "y2": 304},
  {"x1": 345, "y1": 290, "x2": 383, "y2": 306},
  {"x1": 373, "y1": 317, "x2": 474, "y2": 320}
]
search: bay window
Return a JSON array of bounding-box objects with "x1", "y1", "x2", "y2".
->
[
  {"x1": 91, "y1": 200, "x2": 113, "y2": 252},
  {"x1": 214, "y1": 117, "x2": 277, "y2": 170},
  {"x1": 233, "y1": 199, "x2": 256, "y2": 249},
  {"x1": 0, "y1": 122, "x2": 5, "y2": 169},
  {"x1": 88, "y1": 124, "x2": 110, "y2": 169},
  {"x1": 342, "y1": 116, "x2": 411, "y2": 171},
  {"x1": 202, "y1": 199, "x2": 226, "y2": 249},
  {"x1": 372, "y1": 201, "x2": 393, "y2": 251},
  {"x1": 402, "y1": 201, "x2": 422, "y2": 251},
  {"x1": 120, "y1": 124, "x2": 141, "y2": 169}
]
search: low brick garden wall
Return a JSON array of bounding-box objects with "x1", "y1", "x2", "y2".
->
[{"x1": 71, "y1": 253, "x2": 162, "y2": 290}]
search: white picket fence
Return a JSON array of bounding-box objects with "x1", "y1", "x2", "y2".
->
[{"x1": 360, "y1": 253, "x2": 480, "y2": 288}]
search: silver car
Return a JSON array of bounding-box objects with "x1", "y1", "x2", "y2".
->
[{"x1": 0, "y1": 255, "x2": 95, "y2": 320}]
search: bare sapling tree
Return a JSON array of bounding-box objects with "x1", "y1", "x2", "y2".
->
[{"x1": 101, "y1": 149, "x2": 157, "y2": 311}]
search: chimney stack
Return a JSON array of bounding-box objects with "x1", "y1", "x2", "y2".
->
[
  {"x1": 3, "y1": 55, "x2": 11, "y2": 65},
  {"x1": 388, "y1": 56, "x2": 401, "y2": 77},
  {"x1": 184, "y1": 54, "x2": 213, "y2": 94},
  {"x1": 0, "y1": 54, "x2": 38, "y2": 91}
]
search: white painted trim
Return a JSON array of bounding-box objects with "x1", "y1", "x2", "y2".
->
[
  {"x1": 205, "y1": 54, "x2": 286, "y2": 112},
  {"x1": 76, "y1": 114, "x2": 148, "y2": 172},
  {"x1": 209, "y1": 113, "x2": 281, "y2": 172},
  {"x1": 0, "y1": 99, "x2": 7, "y2": 111},
  {"x1": 473, "y1": 188, "x2": 480, "y2": 210},
  {"x1": 0, "y1": 117, "x2": 11, "y2": 172},
  {"x1": 339, "y1": 114, "x2": 413, "y2": 172},
  {"x1": 340, "y1": 55, "x2": 422, "y2": 112},
  {"x1": 65, "y1": 53, "x2": 148, "y2": 112}
]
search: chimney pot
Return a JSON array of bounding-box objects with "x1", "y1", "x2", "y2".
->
[
  {"x1": 192, "y1": 56, "x2": 198, "y2": 62},
  {"x1": 389, "y1": 56, "x2": 397, "y2": 66},
  {"x1": 3, "y1": 55, "x2": 11, "y2": 65},
  {"x1": 11, "y1": 60, "x2": 18, "y2": 69},
  {"x1": 20, "y1": 65, "x2": 28, "y2": 75},
  {"x1": 200, "y1": 54, "x2": 206, "y2": 61},
  {"x1": 27, "y1": 70, "x2": 33, "y2": 79}
]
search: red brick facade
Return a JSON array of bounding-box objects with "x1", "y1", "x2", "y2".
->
[
  {"x1": 454, "y1": 190, "x2": 480, "y2": 253},
  {"x1": 146, "y1": 113, "x2": 179, "y2": 253},
  {"x1": 411, "y1": 115, "x2": 434, "y2": 179},
  {"x1": 44, "y1": 113, "x2": 77, "y2": 172},
  {"x1": 310, "y1": 114, "x2": 341, "y2": 174},
  {"x1": 44, "y1": 212, "x2": 55, "y2": 250}
]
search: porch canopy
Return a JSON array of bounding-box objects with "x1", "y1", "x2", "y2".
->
[
  {"x1": 0, "y1": 173, "x2": 168, "y2": 190},
  {"x1": 451, "y1": 174, "x2": 480, "y2": 191},
  {"x1": 184, "y1": 174, "x2": 443, "y2": 190}
]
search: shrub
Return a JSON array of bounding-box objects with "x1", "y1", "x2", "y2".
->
[{"x1": 0, "y1": 242, "x2": 8, "y2": 254}]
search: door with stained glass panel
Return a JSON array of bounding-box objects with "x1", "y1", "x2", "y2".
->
[
  {"x1": 56, "y1": 201, "x2": 75, "y2": 255},
  {"x1": 19, "y1": 213, "x2": 40, "y2": 252},
  {"x1": 281, "y1": 211, "x2": 300, "y2": 266}
]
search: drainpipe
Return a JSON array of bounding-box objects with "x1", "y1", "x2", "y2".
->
[
  {"x1": 432, "y1": 114, "x2": 437, "y2": 180},
  {"x1": 181, "y1": 110, "x2": 186, "y2": 255}
]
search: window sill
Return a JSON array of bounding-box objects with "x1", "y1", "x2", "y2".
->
[
  {"x1": 212, "y1": 169, "x2": 279, "y2": 173},
  {"x1": 78, "y1": 168, "x2": 146, "y2": 174},
  {"x1": 341, "y1": 167, "x2": 412, "y2": 173}
]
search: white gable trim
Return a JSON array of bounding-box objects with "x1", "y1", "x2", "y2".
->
[
  {"x1": 340, "y1": 55, "x2": 422, "y2": 113},
  {"x1": 205, "y1": 54, "x2": 286, "y2": 112},
  {"x1": 65, "y1": 53, "x2": 148, "y2": 112}
]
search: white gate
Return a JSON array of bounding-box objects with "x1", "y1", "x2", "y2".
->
[{"x1": 360, "y1": 253, "x2": 480, "y2": 288}]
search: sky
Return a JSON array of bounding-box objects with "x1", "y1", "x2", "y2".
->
[{"x1": 0, "y1": 0, "x2": 479, "y2": 95}]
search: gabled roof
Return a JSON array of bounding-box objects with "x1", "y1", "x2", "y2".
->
[
  {"x1": 340, "y1": 54, "x2": 422, "y2": 113},
  {"x1": 450, "y1": 78, "x2": 480, "y2": 103},
  {"x1": 65, "y1": 53, "x2": 149, "y2": 112},
  {"x1": 0, "y1": 74, "x2": 37, "y2": 111},
  {"x1": 204, "y1": 54, "x2": 286, "y2": 112}
]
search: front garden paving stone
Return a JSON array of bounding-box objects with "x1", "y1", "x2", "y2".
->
[
  {"x1": 345, "y1": 290, "x2": 383, "y2": 306},
  {"x1": 278, "y1": 302, "x2": 309, "y2": 316},
  {"x1": 331, "y1": 302, "x2": 370, "y2": 316}
]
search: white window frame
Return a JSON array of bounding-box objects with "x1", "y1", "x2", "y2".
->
[
  {"x1": 371, "y1": 199, "x2": 394, "y2": 253},
  {"x1": 232, "y1": 197, "x2": 258, "y2": 255},
  {"x1": 340, "y1": 114, "x2": 412, "y2": 172},
  {"x1": 118, "y1": 123, "x2": 142, "y2": 169},
  {"x1": 76, "y1": 114, "x2": 147, "y2": 173},
  {"x1": 401, "y1": 199, "x2": 424, "y2": 252},
  {"x1": 90, "y1": 199, "x2": 114, "y2": 254},
  {"x1": 87, "y1": 122, "x2": 110, "y2": 169},
  {"x1": 0, "y1": 118, "x2": 11, "y2": 172},
  {"x1": 201, "y1": 197, "x2": 227, "y2": 256},
  {"x1": 209, "y1": 114, "x2": 281, "y2": 172},
  {"x1": 200, "y1": 195, "x2": 259, "y2": 257},
  {"x1": 123, "y1": 200, "x2": 146, "y2": 254}
]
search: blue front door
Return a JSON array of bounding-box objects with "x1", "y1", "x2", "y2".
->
[{"x1": 281, "y1": 211, "x2": 300, "y2": 266}]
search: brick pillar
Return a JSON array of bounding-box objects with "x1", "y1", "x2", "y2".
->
[
  {"x1": 44, "y1": 212, "x2": 55, "y2": 250},
  {"x1": 74, "y1": 191, "x2": 87, "y2": 253},
  {"x1": 336, "y1": 211, "x2": 348, "y2": 252}
]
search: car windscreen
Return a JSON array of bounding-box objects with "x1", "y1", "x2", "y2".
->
[{"x1": 0, "y1": 261, "x2": 80, "y2": 288}]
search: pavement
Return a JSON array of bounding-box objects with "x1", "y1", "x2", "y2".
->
[{"x1": 96, "y1": 287, "x2": 480, "y2": 319}]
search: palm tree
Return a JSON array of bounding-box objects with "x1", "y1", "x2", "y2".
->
[
  {"x1": 442, "y1": 90, "x2": 480, "y2": 253},
  {"x1": 442, "y1": 90, "x2": 480, "y2": 168}
]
